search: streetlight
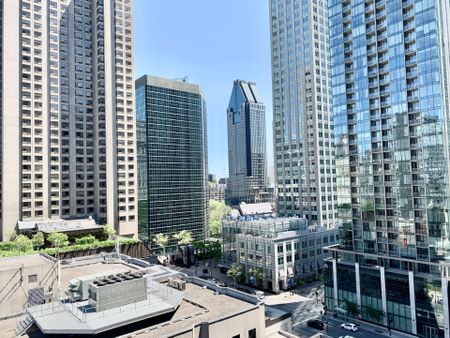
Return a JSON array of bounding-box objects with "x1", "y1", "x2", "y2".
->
[{"x1": 323, "y1": 263, "x2": 329, "y2": 334}]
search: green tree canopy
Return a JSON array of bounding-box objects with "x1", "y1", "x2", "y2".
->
[
  {"x1": 14, "y1": 235, "x2": 33, "y2": 253},
  {"x1": 248, "y1": 267, "x2": 264, "y2": 286},
  {"x1": 153, "y1": 233, "x2": 169, "y2": 253},
  {"x1": 103, "y1": 224, "x2": 116, "y2": 240},
  {"x1": 47, "y1": 232, "x2": 69, "y2": 248},
  {"x1": 31, "y1": 231, "x2": 45, "y2": 250},
  {"x1": 227, "y1": 263, "x2": 244, "y2": 288},
  {"x1": 343, "y1": 299, "x2": 360, "y2": 317},
  {"x1": 365, "y1": 305, "x2": 384, "y2": 323},
  {"x1": 75, "y1": 234, "x2": 97, "y2": 245},
  {"x1": 173, "y1": 230, "x2": 193, "y2": 245},
  {"x1": 208, "y1": 200, "x2": 231, "y2": 237}
]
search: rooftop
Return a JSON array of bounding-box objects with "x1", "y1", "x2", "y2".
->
[
  {"x1": 17, "y1": 218, "x2": 102, "y2": 234},
  {"x1": 135, "y1": 75, "x2": 203, "y2": 96},
  {"x1": 238, "y1": 202, "x2": 273, "y2": 216},
  {"x1": 29, "y1": 279, "x2": 183, "y2": 335},
  {"x1": 3, "y1": 254, "x2": 262, "y2": 338},
  {"x1": 236, "y1": 226, "x2": 336, "y2": 241},
  {"x1": 115, "y1": 282, "x2": 258, "y2": 338},
  {"x1": 0, "y1": 253, "x2": 54, "y2": 271}
]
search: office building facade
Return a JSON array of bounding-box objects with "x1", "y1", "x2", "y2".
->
[
  {"x1": 269, "y1": 0, "x2": 336, "y2": 227},
  {"x1": 326, "y1": 0, "x2": 450, "y2": 337},
  {"x1": 0, "y1": 0, "x2": 137, "y2": 240},
  {"x1": 136, "y1": 75, "x2": 208, "y2": 251},
  {"x1": 208, "y1": 182, "x2": 227, "y2": 203},
  {"x1": 222, "y1": 216, "x2": 338, "y2": 292},
  {"x1": 227, "y1": 80, "x2": 272, "y2": 205}
]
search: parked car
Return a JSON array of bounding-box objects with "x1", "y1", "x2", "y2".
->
[
  {"x1": 307, "y1": 319, "x2": 324, "y2": 330},
  {"x1": 338, "y1": 335, "x2": 355, "y2": 338},
  {"x1": 341, "y1": 323, "x2": 358, "y2": 332}
]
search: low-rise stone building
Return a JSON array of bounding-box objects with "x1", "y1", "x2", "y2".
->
[{"x1": 222, "y1": 216, "x2": 338, "y2": 292}]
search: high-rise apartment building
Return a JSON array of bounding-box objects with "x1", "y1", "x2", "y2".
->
[
  {"x1": 325, "y1": 1, "x2": 450, "y2": 336},
  {"x1": 136, "y1": 75, "x2": 208, "y2": 251},
  {"x1": 227, "y1": 80, "x2": 271, "y2": 206},
  {"x1": 0, "y1": 0, "x2": 137, "y2": 240},
  {"x1": 269, "y1": 0, "x2": 336, "y2": 227}
]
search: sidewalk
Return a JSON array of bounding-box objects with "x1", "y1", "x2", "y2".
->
[
  {"x1": 322, "y1": 315, "x2": 418, "y2": 338},
  {"x1": 265, "y1": 291, "x2": 312, "y2": 305}
]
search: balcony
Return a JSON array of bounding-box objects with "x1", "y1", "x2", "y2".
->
[
  {"x1": 403, "y1": 0, "x2": 414, "y2": 9},
  {"x1": 404, "y1": 34, "x2": 416, "y2": 44},
  {"x1": 406, "y1": 70, "x2": 418, "y2": 78}
]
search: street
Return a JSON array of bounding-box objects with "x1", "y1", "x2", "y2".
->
[
  {"x1": 294, "y1": 316, "x2": 391, "y2": 338},
  {"x1": 168, "y1": 261, "x2": 413, "y2": 338},
  {"x1": 264, "y1": 281, "x2": 325, "y2": 328}
]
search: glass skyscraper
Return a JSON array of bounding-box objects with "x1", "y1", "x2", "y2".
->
[
  {"x1": 326, "y1": 1, "x2": 450, "y2": 336},
  {"x1": 227, "y1": 80, "x2": 271, "y2": 205},
  {"x1": 269, "y1": 0, "x2": 337, "y2": 227},
  {"x1": 136, "y1": 75, "x2": 208, "y2": 251}
]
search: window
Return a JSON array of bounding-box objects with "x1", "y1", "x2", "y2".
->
[
  {"x1": 28, "y1": 274, "x2": 38, "y2": 283},
  {"x1": 248, "y1": 328, "x2": 256, "y2": 338}
]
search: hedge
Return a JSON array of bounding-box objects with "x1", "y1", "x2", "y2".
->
[{"x1": 0, "y1": 238, "x2": 140, "y2": 258}]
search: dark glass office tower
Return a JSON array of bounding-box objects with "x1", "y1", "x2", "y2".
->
[
  {"x1": 136, "y1": 75, "x2": 208, "y2": 251},
  {"x1": 326, "y1": 1, "x2": 450, "y2": 336},
  {"x1": 227, "y1": 80, "x2": 271, "y2": 205}
]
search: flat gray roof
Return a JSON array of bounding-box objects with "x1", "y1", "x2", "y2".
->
[
  {"x1": 0, "y1": 254, "x2": 54, "y2": 271},
  {"x1": 135, "y1": 75, "x2": 203, "y2": 96},
  {"x1": 238, "y1": 202, "x2": 273, "y2": 216},
  {"x1": 29, "y1": 281, "x2": 184, "y2": 335},
  {"x1": 120, "y1": 283, "x2": 258, "y2": 338}
]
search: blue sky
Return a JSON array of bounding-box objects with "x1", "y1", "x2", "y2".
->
[{"x1": 134, "y1": 0, "x2": 274, "y2": 180}]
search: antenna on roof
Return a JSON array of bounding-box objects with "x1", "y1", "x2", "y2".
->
[{"x1": 174, "y1": 76, "x2": 189, "y2": 83}]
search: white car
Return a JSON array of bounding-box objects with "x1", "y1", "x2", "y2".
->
[
  {"x1": 338, "y1": 335, "x2": 355, "y2": 338},
  {"x1": 341, "y1": 323, "x2": 358, "y2": 331}
]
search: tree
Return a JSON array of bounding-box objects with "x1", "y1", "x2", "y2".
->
[
  {"x1": 365, "y1": 305, "x2": 385, "y2": 323},
  {"x1": 208, "y1": 200, "x2": 231, "y2": 237},
  {"x1": 173, "y1": 230, "x2": 193, "y2": 245},
  {"x1": 343, "y1": 299, "x2": 360, "y2": 318},
  {"x1": 192, "y1": 240, "x2": 206, "y2": 258},
  {"x1": 75, "y1": 234, "x2": 97, "y2": 245},
  {"x1": 31, "y1": 232, "x2": 45, "y2": 250},
  {"x1": 47, "y1": 232, "x2": 69, "y2": 249},
  {"x1": 153, "y1": 233, "x2": 169, "y2": 254},
  {"x1": 227, "y1": 263, "x2": 244, "y2": 288},
  {"x1": 14, "y1": 235, "x2": 33, "y2": 253},
  {"x1": 248, "y1": 267, "x2": 264, "y2": 287},
  {"x1": 103, "y1": 224, "x2": 116, "y2": 240}
]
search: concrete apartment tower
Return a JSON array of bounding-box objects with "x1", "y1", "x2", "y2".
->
[
  {"x1": 227, "y1": 80, "x2": 271, "y2": 206},
  {"x1": 136, "y1": 75, "x2": 208, "y2": 251},
  {"x1": 325, "y1": 0, "x2": 450, "y2": 336},
  {"x1": 269, "y1": 0, "x2": 336, "y2": 227},
  {"x1": 0, "y1": 0, "x2": 138, "y2": 240}
]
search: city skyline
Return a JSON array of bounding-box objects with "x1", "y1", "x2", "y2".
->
[
  {"x1": 134, "y1": 0, "x2": 274, "y2": 180},
  {"x1": 0, "y1": 0, "x2": 450, "y2": 337}
]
